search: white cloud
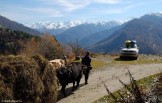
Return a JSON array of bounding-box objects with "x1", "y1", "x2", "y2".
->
[
  {"x1": 86, "y1": 1, "x2": 144, "y2": 15},
  {"x1": 94, "y1": 0, "x2": 122, "y2": 4},
  {"x1": 39, "y1": 0, "x2": 122, "y2": 12},
  {"x1": 120, "y1": 2, "x2": 145, "y2": 13},
  {"x1": 88, "y1": 8, "x2": 123, "y2": 14},
  {"x1": 0, "y1": 11, "x2": 34, "y2": 23},
  {"x1": 1, "y1": 0, "x2": 152, "y2": 23},
  {"x1": 56, "y1": 0, "x2": 91, "y2": 11},
  {"x1": 24, "y1": 7, "x2": 63, "y2": 17},
  {"x1": 56, "y1": 0, "x2": 122, "y2": 11},
  {"x1": 21, "y1": 0, "x2": 124, "y2": 19}
]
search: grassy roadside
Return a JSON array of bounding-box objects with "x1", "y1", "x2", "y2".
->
[
  {"x1": 91, "y1": 59, "x2": 108, "y2": 70},
  {"x1": 91, "y1": 54, "x2": 162, "y2": 102},
  {"x1": 91, "y1": 54, "x2": 162, "y2": 70},
  {"x1": 94, "y1": 73, "x2": 160, "y2": 103}
]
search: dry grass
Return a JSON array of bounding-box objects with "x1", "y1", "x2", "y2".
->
[
  {"x1": 92, "y1": 54, "x2": 162, "y2": 70},
  {"x1": 0, "y1": 55, "x2": 58, "y2": 103},
  {"x1": 91, "y1": 59, "x2": 108, "y2": 70},
  {"x1": 63, "y1": 54, "x2": 162, "y2": 70}
]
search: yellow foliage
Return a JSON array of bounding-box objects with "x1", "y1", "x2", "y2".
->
[{"x1": 20, "y1": 34, "x2": 63, "y2": 60}]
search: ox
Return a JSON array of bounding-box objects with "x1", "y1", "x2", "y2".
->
[
  {"x1": 56, "y1": 62, "x2": 87, "y2": 97},
  {"x1": 49, "y1": 59, "x2": 65, "y2": 69}
]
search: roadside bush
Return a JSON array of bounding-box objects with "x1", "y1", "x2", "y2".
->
[
  {"x1": 100, "y1": 69, "x2": 160, "y2": 103},
  {"x1": 0, "y1": 55, "x2": 58, "y2": 103}
]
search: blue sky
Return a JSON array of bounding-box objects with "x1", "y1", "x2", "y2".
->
[{"x1": 0, "y1": 0, "x2": 162, "y2": 24}]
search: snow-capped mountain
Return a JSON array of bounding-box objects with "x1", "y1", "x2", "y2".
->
[
  {"x1": 147, "y1": 12, "x2": 162, "y2": 17},
  {"x1": 55, "y1": 20, "x2": 128, "y2": 46},
  {"x1": 25, "y1": 20, "x2": 127, "y2": 35},
  {"x1": 25, "y1": 19, "x2": 131, "y2": 47},
  {"x1": 26, "y1": 21, "x2": 87, "y2": 30}
]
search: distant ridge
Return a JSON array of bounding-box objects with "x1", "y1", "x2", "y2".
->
[
  {"x1": 26, "y1": 19, "x2": 130, "y2": 47},
  {"x1": 89, "y1": 13, "x2": 162, "y2": 54},
  {"x1": 26, "y1": 20, "x2": 126, "y2": 35},
  {"x1": 0, "y1": 15, "x2": 41, "y2": 36},
  {"x1": 26, "y1": 20, "x2": 125, "y2": 31},
  {"x1": 55, "y1": 21, "x2": 124, "y2": 45}
]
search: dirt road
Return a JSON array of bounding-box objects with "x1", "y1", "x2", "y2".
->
[{"x1": 57, "y1": 63, "x2": 162, "y2": 103}]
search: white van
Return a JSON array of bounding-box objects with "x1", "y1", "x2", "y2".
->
[{"x1": 120, "y1": 40, "x2": 139, "y2": 60}]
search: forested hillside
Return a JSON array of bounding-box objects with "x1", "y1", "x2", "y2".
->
[
  {"x1": 0, "y1": 27, "x2": 37, "y2": 54},
  {"x1": 0, "y1": 27, "x2": 63, "y2": 60}
]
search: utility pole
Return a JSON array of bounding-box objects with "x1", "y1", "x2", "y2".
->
[
  {"x1": 75, "y1": 35, "x2": 80, "y2": 60},
  {"x1": 76, "y1": 35, "x2": 79, "y2": 56}
]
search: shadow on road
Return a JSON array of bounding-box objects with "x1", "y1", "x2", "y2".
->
[{"x1": 57, "y1": 83, "x2": 85, "y2": 102}]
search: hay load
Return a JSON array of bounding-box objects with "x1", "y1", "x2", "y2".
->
[{"x1": 0, "y1": 55, "x2": 58, "y2": 103}]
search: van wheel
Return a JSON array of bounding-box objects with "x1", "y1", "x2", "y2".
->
[
  {"x1": 120, "y1": 56, "x2": 124, "y2": 59},
  {"x1": 134, "y1": 57, "x2": 137, "y2": 60}
]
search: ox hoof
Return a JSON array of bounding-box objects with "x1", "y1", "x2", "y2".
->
[
  {"x1": 85, "y1": 82, "x2": 88, "y2": 85},
  {"x1": 72, "y1": 88, "x2": 75, "y2": 91},
  {"x1": 63, "y1": 94, "x2": 67, "y2": 97}
]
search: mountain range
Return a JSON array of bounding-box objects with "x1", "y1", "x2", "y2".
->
[
  {"x1": 25, "y1": 20, "x2": 126, "y2": 35},
  {"x1": 1, "y1": 13, "x2": 162, "y2": 54},
  {"x1": 26, "y1": 20, "x2": 126, "y2": 47},
  {"x1": 56, "y1": 21, "x2": 124, "y2": 45},
  {"x1": 25, "y1": 21, "x2": 86, "y2": 35},
  {"x1": 89, "y1": 13, "x2": 162, "y2": 54}
]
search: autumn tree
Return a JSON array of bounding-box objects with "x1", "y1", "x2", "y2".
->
[{"x1": 21, "y1": 33, "x2": 63, "y2": 60}]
